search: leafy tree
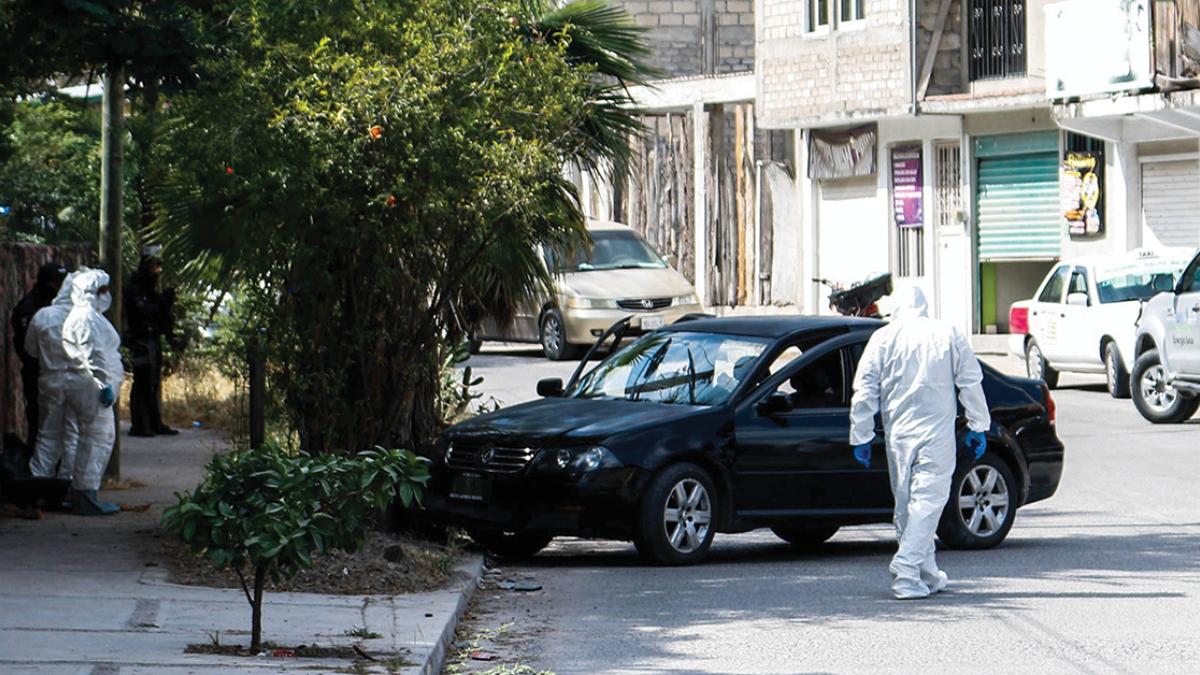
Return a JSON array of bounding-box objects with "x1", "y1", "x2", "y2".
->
[
  {"x1": 163, "y1": 445, "x2": 429, "y2": 652},
  {"x1": 151, "y1": 0, "x2": 654, "y2": 455}
]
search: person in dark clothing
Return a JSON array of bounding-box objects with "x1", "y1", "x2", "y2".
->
[
  {"x1": 124, "y1": 255, "x2": 179, "y2": 437},
  {"x1": 10, "y1": 262, "x2": 69, "y2": 450}
]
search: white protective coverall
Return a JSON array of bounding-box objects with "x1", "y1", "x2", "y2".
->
[
  {"x1": 25, "y1": 271, "x2": 81, "y2": 479},
  {"x1": 849, "y1": 287, "x2": 990, "y2": 599},
  {"x1": 60, "y1": 269, "x2": 125, "y2": 492}
]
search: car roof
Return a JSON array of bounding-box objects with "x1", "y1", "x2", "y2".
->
[
  {"x1": 586, "y1": 219, "x2": 634, "y2": 233},
  {"x1": 661, "y1": 314, "x2": 885, "y2": 340}
]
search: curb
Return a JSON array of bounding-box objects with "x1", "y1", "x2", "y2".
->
[{"x1": 419, "y1": 551, "x2": 485, "y2": 675}]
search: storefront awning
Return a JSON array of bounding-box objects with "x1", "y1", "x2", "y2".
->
[{"x1": 1055, "y1": 89, "x2": 1200, "y2": 142}]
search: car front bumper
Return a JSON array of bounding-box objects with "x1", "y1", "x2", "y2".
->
[
  {"x1": 562, "y1": 302, "x2": 705, "y2": 345},
  {"x1": 421, "y1": 463, "x2": 646, "y2": 538}
]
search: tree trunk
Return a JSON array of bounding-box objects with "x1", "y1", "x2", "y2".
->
[
  {"x1": 250, "y1": 565, "x2": 266, "y2": 652},
  {"x1": 100, "y1": 60, "x2": 125, "y2": 480}
]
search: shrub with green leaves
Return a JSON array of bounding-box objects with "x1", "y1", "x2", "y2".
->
[{"x1": 163, "y1": 444, "x2": 429, "y2": 651}]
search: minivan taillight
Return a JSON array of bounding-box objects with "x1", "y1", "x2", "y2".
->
[
  {"x1": 1043, "y1": 385, "x2": 1056, "y2": 426},
  {"x1": 1010, "y1": 306, "x2": 1029, "y2": 335}
]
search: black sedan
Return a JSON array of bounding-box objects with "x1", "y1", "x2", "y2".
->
[{"x1": 422, "y1": 316, "x2": 1064, "y2": 565}]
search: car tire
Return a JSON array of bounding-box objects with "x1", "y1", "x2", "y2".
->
[
  {"x1": 1131, "y1": 349, "x2": 1200, "y2": 424},
  {"x1": 1025, "y1": 339, "x2": 1059, "y2": 389},
  {"x1": 540, "y1": 309, "x2": 578, "y2": 361},
  {"x1": 634, "y1": 463, "x2": 716, "y2": 566},
  {"x1": 771, "y1": 525, "x2": 839, "y2": 550},
  {"x1": 470, "y1": 531, "x2": 554, "y2": 560},
  {"x1": 937, "y1": 452, "x2": 1017, "y2": 550},
  {"x1": 1104, "y1": 342, "x2": 1130, "y2": 399}
]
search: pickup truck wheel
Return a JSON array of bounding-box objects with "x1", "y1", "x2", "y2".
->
[
  {"x1": 1025, "y1": 340, "x2": 1059, "y2": 389},
  {"x1": 1105, "y1": 342, "x2": 1130, "y2": 399},
  {"x1": 634, "y1": 463, "x2": 716, "y2": 565},
  {"x1": 771, "y1": 525, "x2": 839, "y2": 550},
  {"x1": 937, "y1": 452, "x2": 1016, "y2": 550},
  {"x1": 1131, "y1": 349, "x2": 1200, "y2": 423}
]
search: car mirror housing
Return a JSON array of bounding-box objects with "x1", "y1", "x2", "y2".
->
[
  {"x1": 1066, "y1": 292, "x2": 1089, "y2": 307},
  {"x1": 665, "y1": 254, "x2": 679, "y2": 269},
  {"x1": 756, "y1": 392, "x2": 791, "y2": 416},
  {"x1": 1152, "y1": 273, "x2": 1176, "y2": 294},
  {"x1": 537, "y1": 377, "x2": 565, "y2": 397}
]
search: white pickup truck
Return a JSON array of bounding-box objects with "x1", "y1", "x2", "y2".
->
[
  {"x1": 1009, "y1": 249, "x2": 1192, "y2": 398},
  {"x1": 1131, "y1": 249, "x2": 1200, "y2": 422}
]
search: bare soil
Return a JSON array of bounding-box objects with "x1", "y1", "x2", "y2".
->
[{"x1": 163, "y1": 530, "x2": 466, "y2": 596}]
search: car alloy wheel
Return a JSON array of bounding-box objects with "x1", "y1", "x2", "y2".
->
[
  {"x1": 937, "y1": 452, "x2": 1017, "y2": 550},
  {"x1": 956, "y1": 464, "x2": 1010, "y2": 538},
  {"x1": 635, "y1": 462, "x2": 717, "y2": 565},
  {"x1": 662, "y1": 478, "x2": 712, "y2": 554},
  {"x1": 1026, "y1": 343, "x2": 1044, "y2": 381},
  {"x1": 1138, "y1": 361, "x2": 1177, "y2": 413}
]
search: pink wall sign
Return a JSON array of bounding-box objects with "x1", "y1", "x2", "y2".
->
[{"x1": 892, "y1": 145, "x2": 923, "y2": 228}]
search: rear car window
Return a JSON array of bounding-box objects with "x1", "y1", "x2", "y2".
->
[{"x1": 1038, "y1": 266, "x2": 1069, "y2": 303}]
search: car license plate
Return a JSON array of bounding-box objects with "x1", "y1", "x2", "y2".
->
[
  {"x1": 450, "y1": 473, "x2": 490, "y2": 502},
  {"x1": 641, "y1": 315, "x2": 665, "y2": 330}
]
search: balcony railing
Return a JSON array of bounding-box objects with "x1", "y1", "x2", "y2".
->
[{"x1": 970, "y1": 0, "x2": 1027, "y2": 81}]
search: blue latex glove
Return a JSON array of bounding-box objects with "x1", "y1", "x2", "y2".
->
[
  {"x1": 853, "y1": 443, "x2": 872, "y2": 468},
  {"x1": 966, "y1": 430, "x2": 987, "y2": 460},
  {"x1": 99, "y1": 385, "x2": 115, "y2": 408}
]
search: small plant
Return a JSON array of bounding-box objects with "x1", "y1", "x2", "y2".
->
[
  {"x1": 163, "y1": 444, "x2": 429, "y2": 651},
  {"x1": 344, "y1": 626, "x2": 382, "y2": 640}
]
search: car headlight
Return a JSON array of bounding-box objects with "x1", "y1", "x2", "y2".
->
[
  {"x1": 674, "y1": 293, "x2": 700, "y2": 306},
  {"x1": 567, "y1": 296, "x2": 617, "y2": 309},
  {"x1": 540, "y1": 446, "x2": 622, "y2": 473}
]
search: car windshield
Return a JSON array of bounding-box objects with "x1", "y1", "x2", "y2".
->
[
  {"x1": 1095, "y1": 258, "x2": 1191, "y2": 303},
  {"x1": 556, "y1": 230, "x2": 668, "y2": 272},
  {"x1": 569, "y1": 331, "x2": 770, "y2": 406}
]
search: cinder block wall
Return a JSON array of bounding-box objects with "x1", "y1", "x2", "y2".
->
[
  {"x1": 619, "y1": 0, "x2": 755, "y2": 76},
  {"x1": 757, "y1": 0, "x2": 912, "y2": 127}
]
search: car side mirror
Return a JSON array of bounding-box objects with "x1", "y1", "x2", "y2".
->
[
  {"x1": 665, "y1": 254, "x2": 679, "y2": 269},
  {"x1": 537, "y1": 377, "x2": 564, "y2": 398},
  {"x1": 1152, "y1": 273, "x2": 1176, "y2": 294},
  {"x1": 756, "y1": 392, "x2": 791, "y2": 416},
  {"x1": 1066, "y1": 292, "x2": 1089, "y2": 307}
]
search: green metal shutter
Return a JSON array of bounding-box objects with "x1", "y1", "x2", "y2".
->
[{"x1": 976, "y1": 132, "x2": 1061, "y2": 261}]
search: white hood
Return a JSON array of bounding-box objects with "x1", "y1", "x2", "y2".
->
[
  {"x1": 890, "y1": 286, "x2": 930, "y2": 322},
  {"x1": 71, "y1": 269, "x2": 110, "y2": 313}
]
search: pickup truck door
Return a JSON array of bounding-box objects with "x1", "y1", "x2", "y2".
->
[
  {"x1": 1056, "y1": 266, "x2": 1097, "y2": 366},
  {"x1": 1167, "y1": 260, "x2": 1200, "y2": 376},
  {"x1": 1031, "y1": 265, "x2": 1070, "y2": 362}
]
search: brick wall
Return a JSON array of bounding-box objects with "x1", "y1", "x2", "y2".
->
[
  {"x1": 757, "y1": 0, "x2": 912, "y2": 127},
  {"x1": 915, "y1": 0, "x2": 965, "y2": 96},
  {"x1": 618, "y1": 0, "x2": 756, "y2": 76}
]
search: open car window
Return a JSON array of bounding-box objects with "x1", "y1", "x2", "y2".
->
[{"x1": 772, "y1": 348, "x2": 850, "y2": 410}]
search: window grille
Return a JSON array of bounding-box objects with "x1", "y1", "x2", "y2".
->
[{"x1": 969, "y1": 0, "x2": 1026, "y2": 81}]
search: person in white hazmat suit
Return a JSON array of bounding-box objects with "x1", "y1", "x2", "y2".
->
[
  {"x1": 59, "y1": 269, "x2": 125, "y2": 515},
  {"x1": 848, "y1": 287, "x2": 990, "y2": 599},
  {"x1": 25, "y1": 270, "x2": 81, "y2": 483}
]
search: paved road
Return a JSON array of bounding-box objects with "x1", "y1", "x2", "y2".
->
[{"x1": 454, "y1": 346, "x2": 1200, "y2": 675}]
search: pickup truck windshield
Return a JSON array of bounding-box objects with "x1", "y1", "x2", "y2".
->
[
  {"x1": 569, "y1": 332, "x2": 769, "y2": 406},
  {"x1": 1096, "y1": 259, "x2": 1190, "y2": 303}
]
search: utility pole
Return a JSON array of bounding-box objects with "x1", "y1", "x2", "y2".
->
[{"x1": 100, "y1": 61, "x2": 125, "y2": 481}]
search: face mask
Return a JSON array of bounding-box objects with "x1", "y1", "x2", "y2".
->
[{"x1": 96, "y1": 291, "x2": 113, "y2": 313}]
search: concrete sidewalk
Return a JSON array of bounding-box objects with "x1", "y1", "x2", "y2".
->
[{"x1": 0, "y1": 427, "x2": 482, "y2": 675}]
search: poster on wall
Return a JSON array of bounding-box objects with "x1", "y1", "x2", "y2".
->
[
  {"x1": 808, "y1": 124, "x2": 877, "y2": 179},
  {"x1": 891, "y1": 145, "x2": 923, "y2": 228},
  {"x1": 1061, "y1": 152, "x2": 1104, "y2": 236}
]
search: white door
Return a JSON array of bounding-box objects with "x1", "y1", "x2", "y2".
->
[
  {"x1": 1056, "y1": 266, "x2": 1097, "y2": 366},
  {"x1": 1167, "y1": 258, "x2": 1200, "y2": 376},
  {"x1": 1030, "y1": 265, "x2": 1070, "y2": 362}
]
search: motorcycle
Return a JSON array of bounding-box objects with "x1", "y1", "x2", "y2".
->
[{"x1": 813, "y1": 273, "x2": 893, "y2": 318}]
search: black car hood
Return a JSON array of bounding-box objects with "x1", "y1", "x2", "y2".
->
[{"x1": 444, "y1": 397, "x2": 708, "y2": 445}]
